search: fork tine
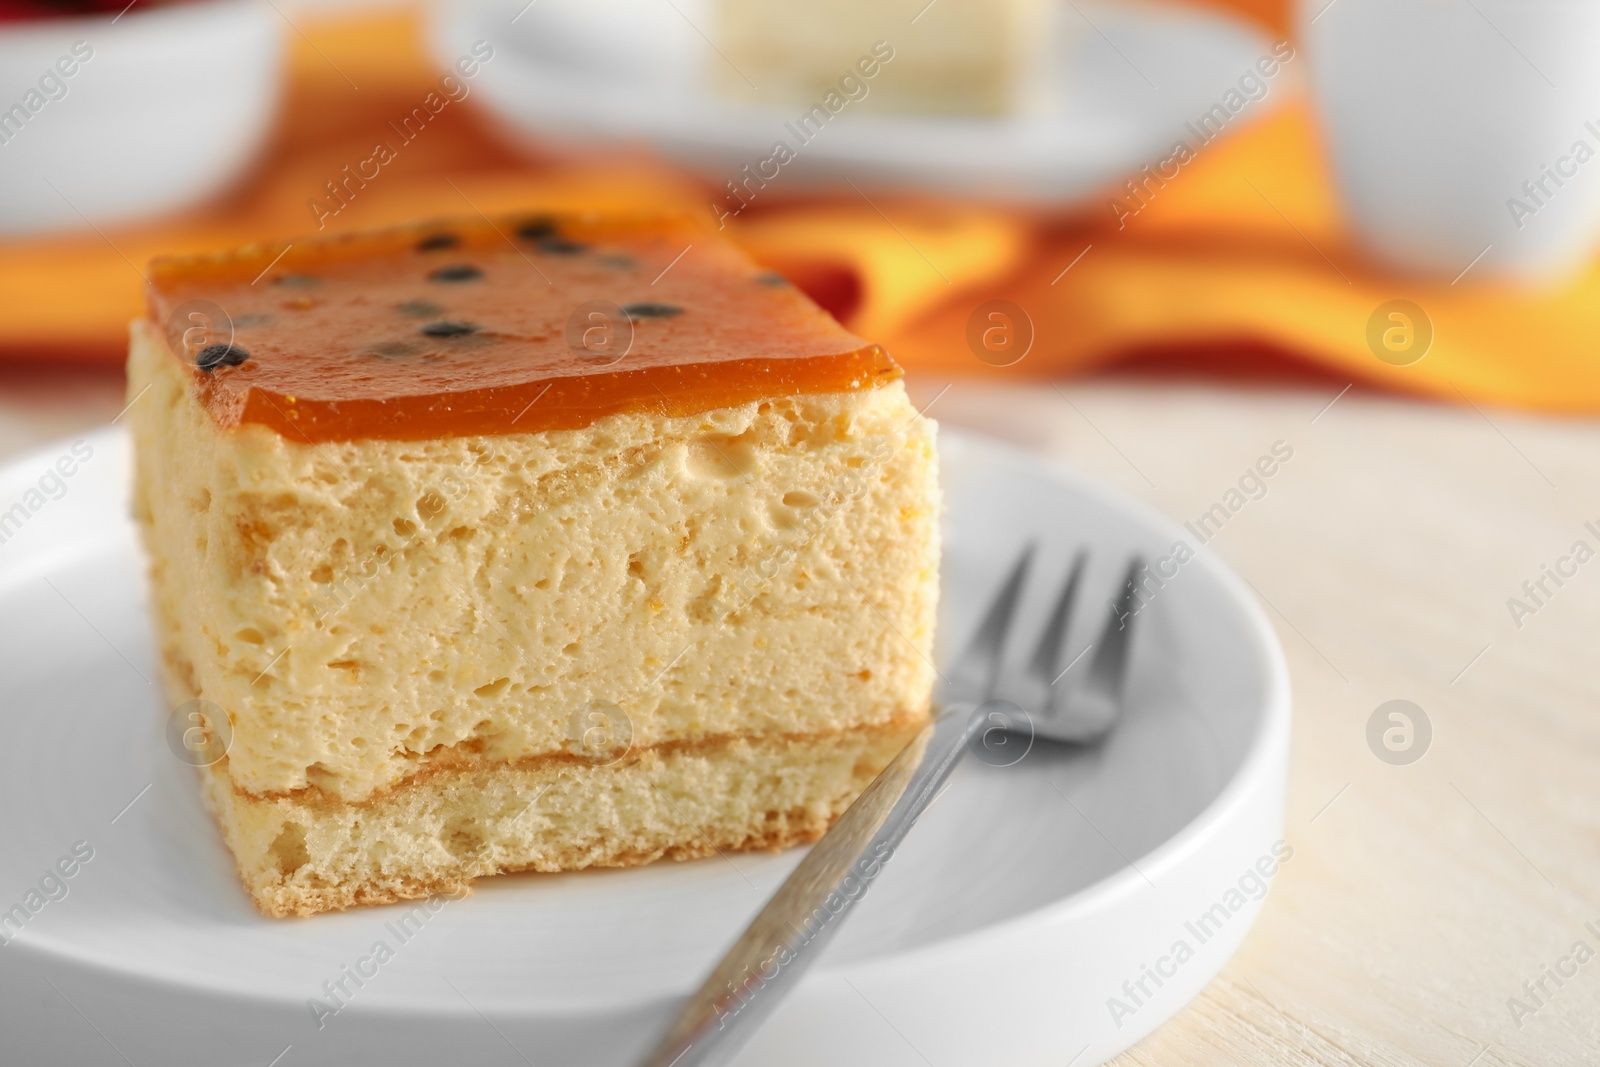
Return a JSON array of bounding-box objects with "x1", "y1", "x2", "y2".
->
[
  {"x1": 947, "y1": 543, "x2": 1035, "y2": 702},
  {"x1": 1040, "y1": 555, "x2": 1144, "y2": 744},
  {"x1": 1026, "y1": 550, "x2": 1086, "y2": 684},
  {"x1": 1085, "y1": 556, "x2": 1144, "y2": 697}
]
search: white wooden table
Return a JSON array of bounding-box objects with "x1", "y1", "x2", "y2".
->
[{"x1": 4, "y1": 365, "x2": 1594, "y2": 1066}]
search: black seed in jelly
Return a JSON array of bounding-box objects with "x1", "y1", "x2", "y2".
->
[
  {"x1": 419, "y1": 321, "x2": 479, "y2": 337},
  {"x1": 598, "y1": 254, "x2": 638, "y2": 270},
  {"x1": 369, "y1": 341, "x2": 420, "y2": 358},
  {"x1": 537, "y1": 237, "x2": 587, "y2": 256},
  {"x1": 621, "y1": 302, "x2": 682, "y2": 319},
  {"x1": 196, "y1": 343, "x2": 249, "y2": 371},
  {"x1": 416, "y1": 234, "x2": 460, "y2": 252},
  {"x1": 754, "y1": 271, "x2": 789, "y2": 286},
  {"x1": 428, "y1": 264, "x2": 483, "y2": 283},
  {"x1": 271, "y1": 274, "x2": 320, "y2": 288},
  {"x1": 397, "y1": 299, "x2": 444, "y2": 318},
  {"x1": 516, "y1": 218, "x2": 558, "y2": 241}
]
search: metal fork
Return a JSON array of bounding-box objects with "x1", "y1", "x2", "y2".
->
[{"x1": 636, "y1": 545, "x2": 1145, "y2": 1067}]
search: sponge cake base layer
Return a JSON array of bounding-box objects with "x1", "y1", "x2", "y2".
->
[{"x1": 201, "y1": 713, "x2": 923, "y2": 918}]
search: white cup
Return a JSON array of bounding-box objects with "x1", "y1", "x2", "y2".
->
[{"x1": 1298, "y1": 0, "x2": 1600, "y2": 282}]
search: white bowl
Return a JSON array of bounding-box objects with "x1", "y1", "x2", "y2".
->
[
  {"x1": 0, "y1": 0, "x2": 283, "y2": 236},
  {"x1": 0, "y1": 425, "x2": 1289, "y2": 1066}
]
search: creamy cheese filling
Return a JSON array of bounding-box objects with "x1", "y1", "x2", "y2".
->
[{"x1": 129, "y1": 321, "x2": 940, "y2": 803}]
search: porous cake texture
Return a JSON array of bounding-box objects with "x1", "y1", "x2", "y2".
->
[{"x1": 128, "y1": 318, "x2": 939, "y2": 917}]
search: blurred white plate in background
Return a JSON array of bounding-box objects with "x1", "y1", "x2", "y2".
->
[
  {"x1": 431, "y1": 0, "x2": 1289, "y2": 203},
  {"x1": 0, "y1": 426, "x2": 1288, "y2": 1066}
]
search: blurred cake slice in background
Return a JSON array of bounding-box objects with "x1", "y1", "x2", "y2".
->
[{"x1": 716, "y1": 0, "x2": 1053, "y2": 116}]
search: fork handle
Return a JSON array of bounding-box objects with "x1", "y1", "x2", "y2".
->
[{"x1": 635, "y1": 704, "x2": 985, "y2": 1067}]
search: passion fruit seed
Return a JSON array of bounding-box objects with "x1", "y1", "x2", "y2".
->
[
  {"x1": 597, "y1": 254, "x2": 638, "y2": 270},
  {"x1": 621, "y1": 302, "x2": 683, "y2": 319},
  {"x1": 397, "y1": 299, "x2": 444, "y2": 317},
  {"x1": 416, "y1": 234, "x2": 460, "y2": 252},
  {"x1": 537, "y1": 237, "x2": 587, "y2": 256},
  {"x1": 754, "y1": 271, "x2": 788, "y2": 286},
  {"x1": 419, "y1": 321, "x2": 479, "y2": 337},
  {"x1": 428, "y1": 264, "x2": 483, "y2": 283},
  {"x1": 272, "y1": 274, "x2": 320, "y2": 288},
  {"x1": 516, "y1": 218, "x2": 558, "y2": 241},
  {"x1": 196, "y1": 343, "x2": 249, "y2": 371}
]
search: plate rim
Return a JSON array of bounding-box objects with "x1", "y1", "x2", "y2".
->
[
  {"x1": 0, "y1": 423, "x2": 1288, "y2": 960},
  {"x1": 425, "y1": 0, "x2": 1284, "y2": 203}
]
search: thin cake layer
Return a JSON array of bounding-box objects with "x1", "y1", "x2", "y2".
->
[{"x1": 201, "y1": 715, "x2": 923, "y2": 918}]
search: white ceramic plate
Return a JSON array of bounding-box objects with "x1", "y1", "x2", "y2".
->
[
  {"x1": 430, "y1": 0, "x2": 1284, "y2": 203},
  {"x1": 0, "y1": 425, "x2": 1288, "y2": 1066}
]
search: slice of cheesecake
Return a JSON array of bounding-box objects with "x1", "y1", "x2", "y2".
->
[
  {"x1": 715, "y1": 0, "x2": 1052, "y2": 116},
  {"x1": 128, "y1": 213, "x2": 940, "y2": 918}
]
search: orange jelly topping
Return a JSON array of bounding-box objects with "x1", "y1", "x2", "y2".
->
[{"x1": 145, "y1": 213, "x2": 900, "y2": 442}]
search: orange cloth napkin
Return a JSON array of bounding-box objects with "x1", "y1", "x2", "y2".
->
[{"x1": 2, "y1": 5, "x2": 1596, "y2": 412}]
